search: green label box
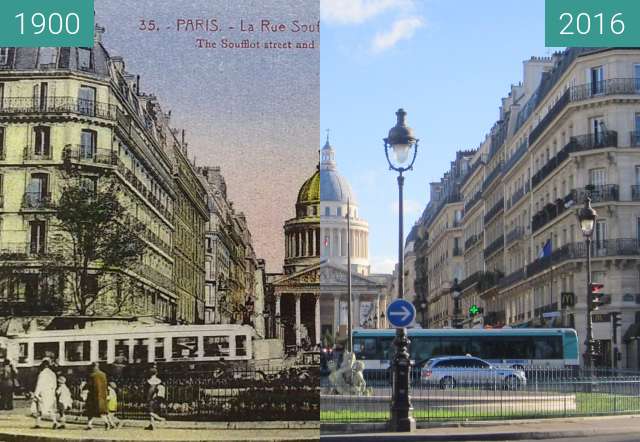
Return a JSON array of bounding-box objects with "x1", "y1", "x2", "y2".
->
[
  {"x1": 0, "y1": 0, "x2": 94, "y2": 48},
  {"x1": 546, "y1": 0, "x2": 640, "y2": 47}
]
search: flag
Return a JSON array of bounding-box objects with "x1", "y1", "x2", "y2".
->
[{"x1": 537, "y1": 239, "x2": 552, "y2": 259}]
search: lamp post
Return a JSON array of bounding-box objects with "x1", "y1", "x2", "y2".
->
[
  {"x1": 577, "y1": 197, "x2": 597, "y2": 370},
  {"x1": 384, "y1": 108, "x2": 418, "y2": 432},
  {"x1": 419, "y1": 298, "x2": 427, "y2": 327},
  {"x1": 452, "y1": 279, "x2": 461, "y2": 329}
]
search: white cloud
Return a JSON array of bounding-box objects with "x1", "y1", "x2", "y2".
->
[
  {"x1": 321, "y1": 0, "x2": 412, "y2": 25},
  {"x1": 370, "y1": 255, "x2": 397, "y2": 274},
  {"x1": 371, "y1": 16, "x2": 424, "y2": 53},
  {"x1": 389, "y1": 198, "x2": 423, "y2": 215}
]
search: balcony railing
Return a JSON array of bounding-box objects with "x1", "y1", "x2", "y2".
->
[
  {"x1": 482, "y1": 162, "x2": 503, "y2": 191},
  {"x1": 499, "y1": 268, "x2": 525, "y2": 289},
  {"x1": 572, "y1": 184, "x2": 619, "y2": 204},
  {"x1": 508, "y1": 182, "x2": 529, "y2": 209},
  {"x1": 483, "y1": 236, "x2": 504, "y2": 259},
  {"x1": 503, "y1": 139, "x2": 529, "y2": 175},
  {"x1": 464, "y1": 191, "x2": 482, "y2": 214},
  {"x1": 459, "y1": 271, "x2": 481, "y2": 291},
  {"x1": 484, "y1": 199, "x2": 504, "y2": 224},
  {"x1": 531, "y1": 131, "x2": 618, "y2": 189},
  {"x1": 464, "y1": 232, "x2": 483, "y2": 251},
  {"x1": 22, "y1": 192, "x2": 52, "y2": 209},
  {"x1": 506, "y1": 226, "x2": 525, "y2": 246},
  {"x1": 0, "y1": 97, "x2": 117, "y2": 120},
  {"x1": 0, "y1": 242, "x2": 49, "y2": 256},
  {"x1": 632, "y1": 185, "x2": 640, "y2": 201},
  {"x1": 63, "y1": 146, "x2": 118, "y2": 166},
  {"x1": 23, "y1": 147, "x2": 53, "y2": 160},
  {"x1": 529, "y1": 79, "x2": 640, "y2": 146},
  {"x1": 526, "y1": 238, "x2": 640, "y2": 279}
]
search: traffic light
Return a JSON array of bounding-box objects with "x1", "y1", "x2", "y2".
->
[{"x1": 590, "y1": 282, "x2": 605, "y2": 310}]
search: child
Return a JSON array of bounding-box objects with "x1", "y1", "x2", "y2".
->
[
  {"x1": 145, "y1": 369, "x2": 166, "y2": 430},
  {"x1": 53, "y1": 375, "x2": 73, "y2": 429},
  {"x1": 106, "y1": 382, "x2": 122, "y2": 429}
]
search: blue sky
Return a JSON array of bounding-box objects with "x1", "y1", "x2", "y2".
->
[{"x1": 321, "y1": 0, "x2": 552, "y2": 273}]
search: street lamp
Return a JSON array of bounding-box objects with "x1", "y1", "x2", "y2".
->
[
  {"x1": 452, "y1": 279, "x2": 462, "y2": 329},
  {"x1": 384, "y1": 108, "x2": 418, "y2": 432},
  {"x1": 577, "y1": 197, "x2": 597, "y2": 370},
  {"x1": 419, "y1": 298, "x2": 428, "y2": 327}
]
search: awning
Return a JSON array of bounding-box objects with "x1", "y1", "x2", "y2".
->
[{"x1": 623, "y1": 323, "x2": 640, "y2": 342}]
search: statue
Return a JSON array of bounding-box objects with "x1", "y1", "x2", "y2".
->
[{"x1": 327, "y1": 351, "x2": 368, "y2": 395}]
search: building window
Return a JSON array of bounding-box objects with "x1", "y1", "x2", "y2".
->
[
  {"x1": 29, "y1": 220, "x2": 46, "y2": 254},
  {"x1": 78, "y1": 86, "x2": 96, "y2": 116},
  {"x1": 78, "y1": 48, "x2": 92, "y2": 71},
  {"x1": 591, "y1": 66, "x2": 604, "y2": 95},
  {"x1": 0, "y1": 48, "x2": 9, "y2": 65},
  {"x1": 589, "y1": 168, "x2": 607, "y2": 187},
  {"x1": 337, "y1": 207, "x2": 342, "y2": 217},
  {"x1": 595, "y1": 220, "x2": 607, "y2": 251},
  {"x1": 80, "y1": 129, "x2": 97, "y2": 159},
  {"x1": 79, "y1": 176, "x2": 97, "y2": 193},
  {"x1": 0, "y1": 83, "x2": 4, "y2": 109},
  {"x1": 38, "y1": 48, "x2": 57, "y2": 67},
  {"x1": 0, "y1": 126, "x2": 4, "y2": 159},
  {"x1": 324, "y1": 207, "x2": 330, "y2": 216},
  {"x1": 33, "y1": 126, "x2": 51, "y2": 157}
]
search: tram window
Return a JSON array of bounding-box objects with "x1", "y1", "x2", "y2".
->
[
  {"x1": 203, "y1": 336, "x2": 229, "y2": 357},
  {"x1": 98, "y1": 340, "x2": 108, "y2": 362},
  {"x1": 18, "y1": 343, "x2": 28, "y2": 363},
  {"x1": 64, "y1": 341, "x2": 90, "y2": 362},
  {"x1": 172, "y1": 336, "x2": 198, "y2": 358},
  {"x1": 154, "y1": 338, "x2": 165, "y2": 361},
  {"x1": 533, "y1": 336, "x2": 562, "y2": 359},
  {"x1": 34, "y1": 342, "x2": 59, "y2": 362},
  {"x1": 235, "y1": 336, "x2": 247, "y2": 356},
  {"x1": 133, "y1": 339, "x2": 149, "y2": 363},
  {"x1": 114, "y1": 339, "x2": 129, "y2": 363}
]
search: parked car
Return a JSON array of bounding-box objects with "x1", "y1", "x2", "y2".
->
[{"x1": 420, "y1": 356, "x2": 527, "y2": 390}]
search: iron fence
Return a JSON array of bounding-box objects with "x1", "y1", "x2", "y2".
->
[
  {"x1": 63, "y1": 366, "x2": 320, "y2": 422},
  {"x1": 321, "y1": 367, "x2": 640, "y2": 423}
]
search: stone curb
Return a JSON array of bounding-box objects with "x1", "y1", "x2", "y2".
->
[
  {"x1": 320, "y1": 413, "x2": 640, "y2": 434},
  {"x1": 0, "y1": 434, "x2": 319, "y2": 442}
]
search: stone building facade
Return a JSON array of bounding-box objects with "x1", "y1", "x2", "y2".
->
[
  {"x1": 415, "y1": 47, "x2": 640, "y2": 369},
  {"x1": 0, "y1": 28, "x2": 208, "y2": 325}
]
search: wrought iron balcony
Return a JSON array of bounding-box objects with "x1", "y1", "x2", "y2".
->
[
  {"x1": 632, "y1": 185, "x2": 640, "y2": 201},
  {"x1": 63, "y1": 146, "x2": 118, "y2": 166},
  {"x1": 483, "y1": 236, "x2": 504, "y2": 259},
  {"x1": 499, "y1": 268, "x2": 525, "y2": 289},
  {"x1": 526, "y1": 238, "x2": 640, "y2": 279},
  {"x1": 22, "y1": 192, "x2": 52, "y2": 209},
  {"x1": 484, "y1": 199, "x2": 504, "y2": 224},
  {"x1": 506, "y1": 226, "x2": 525, "y2": 246},
  {"x1": 464, "y1": 232, "x2": 483, "y2": 251},
  {"x1": 503, "y1": 139, "x2": 529, "y2": 175},
  {"x1": 531, "y1": 131, "x2": 618, "y2": 189},
  {"x1": 530, "y1": 79, "x2": 640, "y2": 147},
  {"x1": 508, "y1": 183, "x2": 529, "y2": 209},
  {"x1": 482, "y1": 162, "x2": 503, "y2": 191},
  {"x1": 572, "y1": 184, "x2": 619, "y2": 204},
  {"x1": 464, "y1": 191, "x2": 482, "y2": 213},
  {"x1": 0, "y1": 96, "x2": 117, "y2": 120},
  {"x1": 23, "y1": 147, "x2": 53, "y2": 160},
  {"x1": 459, "y1": 271, "x2": 481, "y2": 291}
]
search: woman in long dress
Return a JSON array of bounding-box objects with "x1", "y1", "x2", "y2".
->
[{"x1": 32, "y1": 359, "x2": 57, "y2": 428}]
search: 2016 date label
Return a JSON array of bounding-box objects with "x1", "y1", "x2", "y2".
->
[{"x1": 546, "y1": 0, "x2": 640, "y2": 47}]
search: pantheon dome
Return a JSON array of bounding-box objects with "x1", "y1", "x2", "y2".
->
[{"x1": 319, "y1": 139, "x2": 370, "y2": 275}]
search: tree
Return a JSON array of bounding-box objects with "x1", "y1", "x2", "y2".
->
[{"x1": 53, "y1": 181, "x2": 146, "y2": 316}]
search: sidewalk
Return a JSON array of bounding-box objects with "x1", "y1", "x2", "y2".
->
[
  {"x1": 320, "y1": 415, "x2": 640, "y2": 441},
  {"x1": 0, "y1": 413, "x2": 319, "y2": 441}
]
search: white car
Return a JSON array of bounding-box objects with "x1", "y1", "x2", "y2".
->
[{"x1": 421, "y1": 356, "x2": 527, "y2": 390}]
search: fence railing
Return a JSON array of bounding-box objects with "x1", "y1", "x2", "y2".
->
[
  {"x1": 321, "y1": 367, "x2": 640, "y2": 423},
  {"x1": 64, "y1": 366, "x2": 320, "y2": 422},
  {"x1": 0, "y1": 97, "x2": 117, "y2": 120}
]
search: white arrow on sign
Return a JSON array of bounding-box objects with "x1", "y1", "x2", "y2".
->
[{"x1": 389, "y1": 305, "x2": 411, "y2": 322}]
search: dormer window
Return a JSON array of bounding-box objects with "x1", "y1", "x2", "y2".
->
[
  {"x1": 38, "y1": 48, "x2": 57, "y2": 68},
  {"x1": 78, "y1": 48, "x2": 92, "y2": 71},
  {"x1": 0, "y1": 48, "x2": 9, "y2": 65}
]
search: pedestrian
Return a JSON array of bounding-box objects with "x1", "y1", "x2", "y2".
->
[
  {"x1": 106, "y1": 381, "x2": 122, "y2": 429},
  {"x1": 53, "y1": 375, "x2": 73, "y2": 429},
  {"x1": 145, "y1": 368, "x2": 166, "y2": 430},
  {"x1": 32, "y1": 359, "x2": 57, "y2": 429},
  {"x1": 0, "y1": 359, "x2": 18, "y2": 410},
  {"x1": 84, "y1": 362, "x2": 109, "y2": 430}
]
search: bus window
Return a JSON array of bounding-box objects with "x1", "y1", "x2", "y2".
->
[
  {"x1": 434, "y1": 337, "x2": 469, "y2": 357},
  {"x1": 354, "y1": 338, "x2": 378, "y2": 360},
  {"x1": 504, "y1": 336, "x2": 534, "y2": 359},
  {"x1": 133, "y1": 339, "x2": 149, "y2": 363},
  {"x1": 98, "y1": 340, "x2": 108, "y2": 362},
  {"x1": 203, "y1": 336, "x2": 228, "y2": 357},
  {"x1": 235, "y1": 335, "x2": 247, "y2": 357},
  {"x1": 173, "y1": 336, "x2": 198, "y2": 359},
  {"x1": 534, "y1": 336, "x2": 562, "y2": 359},
  {"x1": 18, "y1": 343, "x2": 28, "y2": 364},
  {"x1": 411, "y1": 337, "x2": 439, "y2": 363},
  {"x1": 64, "y1": 341, "x2": 90, "y2": 362},
  {"x1": 154, "y1": 338, "x2": 165, "y2": 361},
  {"x1": 34, "y1": 342, "x2": 59, "y2": 362},
  {"x1": 380, "y1": 337, "x2": 394, "y2": 361}
]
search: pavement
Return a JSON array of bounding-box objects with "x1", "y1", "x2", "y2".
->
[
  {"x1": 320, "y1": 415, "x2": 640, "y2": 441},
  {"x1": 0, "y1": 412, "x2": 320, "y2": 441}
]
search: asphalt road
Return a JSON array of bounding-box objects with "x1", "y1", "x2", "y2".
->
[{"x1": 471, "y1": 436, "x2": 640, "y2": 442}]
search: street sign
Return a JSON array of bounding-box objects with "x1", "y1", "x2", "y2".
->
[{"x1": 386, "y1": 299, "x2": 416, "y2": 328}]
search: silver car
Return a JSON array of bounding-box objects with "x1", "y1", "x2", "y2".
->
[{"x1": 420, "y1": 356, "x2": 527, "y2": 390}]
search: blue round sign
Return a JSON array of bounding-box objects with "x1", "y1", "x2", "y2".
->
[{"x1": 386, "y1": 299, "x2": 416, "y2": 328}]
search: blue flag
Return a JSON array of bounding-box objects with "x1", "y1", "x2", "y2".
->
[{"x1": 538, "y1": 239, "x2": 552, "y2": 259}]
